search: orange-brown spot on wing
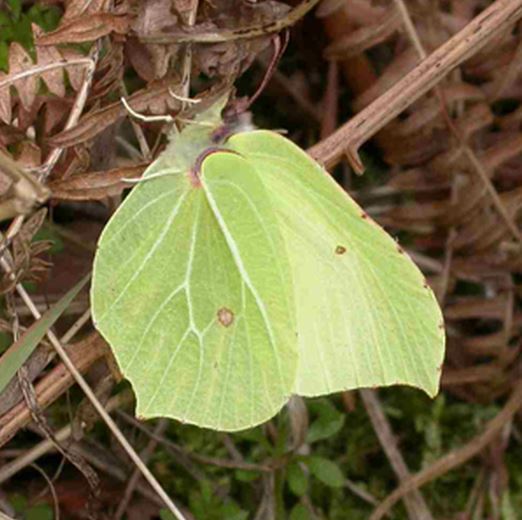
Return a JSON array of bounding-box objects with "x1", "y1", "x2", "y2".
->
[
  {"x1": 217, "y1": 307, "x2": 234, "y2": 327},
  {"x1": 335, "y1": 245, "x2": 347, "y2": 255}
]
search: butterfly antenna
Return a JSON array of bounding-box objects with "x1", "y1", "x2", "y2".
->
[{"x1": 247, "y1": 30, "x2": 289, "y2": 109}]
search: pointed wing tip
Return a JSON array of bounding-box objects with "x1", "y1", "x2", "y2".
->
[{"x1": 407, "y1": 371, "x2": 442, "y2": 399}]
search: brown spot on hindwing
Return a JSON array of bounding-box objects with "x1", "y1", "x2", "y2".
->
[
  {"x1": 217, "y1": 307, "x2": 234, "y2": 327},
  {"x1": 335, "y1": 245, "x2": 347, "y2": 255}
]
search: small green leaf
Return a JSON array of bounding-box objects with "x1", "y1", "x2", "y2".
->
[
  {"x1": 25, "y1": 504, "x2": 53, "y2": 520},
  {"x1": 34, "y1": 225, "x2": 64, "y2": 255},
  {"x1": 235, "y1": 469, "x2": 259, "y2": 482},
  {"x1": 0, "y1": 41, "x2": 8, "y2": 71},
  {"x1": 501, "y1": 490, "x2": 517, "y2": 520},
  {"x1": 0, "y1": 273, "x2": 90, "y2": 394},
  {"x1": 287, "y1": 461, "x2": 308, "y2": 496},
  {"x1": 306, "y1": 456, "x2": 344, "y2": 488},
  {"x1": 306, "y1": 399, "x2": 345, "y2": 443},
  {"x1": 7, "y1": 0, "x2": 22, "y2": 21},
  {"x1": 289, "y1": 503, "x2": 312, "y2": 520}
]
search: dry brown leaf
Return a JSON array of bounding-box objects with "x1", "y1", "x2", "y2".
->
[
  {"x1": 48, "y1": 81, "x2": 181, "y2": 148},
  {"x1": 0, "y1": 29, "x2": 86, "y2": 126},
  {"x1": 51, "y1": 146, "x2": 92, "y2": 181},
  {"x1": 37, "y1": 13, "x2": 132, "y2": 46},
  {"x1": 129, "y1": 0, "x2": 180, "y2": 80},
  {"x1": 16, "y1": 142, "x2": 42, "y2": 169},
  {"x1": 353, "y1": 48, "x2": 419, "y2": 110},
  {"x1": 33, "y1": 25, "x2": 67, "y2": 98},
  {"x1": 42, "y1": 97, "x2": 71, "y2": 135},
  {"x1": 324, "y1": 8, "x2": 401, "y2": 60},
  {"x1": 481, "y1": 135, "x2": 522, "y2": 173},
  {"x1": 50, "y1": 164, "x2": 146, "y2": 200},
  {"x1": 0, "y1": 126, "x2": 25, "y2": 149},
  {"x1": 48, "y1": 102, "x2": 125, "y2": 149},
  {"x1": 8, "y1": 43, "x2": 38, "y2": 110},
  {"x1": 59, "y1": 48, "x2": 88, "y2": 91},
  {"x1": 388, "y1": 167, "x2": 450, "y2": 192},
  {"x1": 62, "y1": 0, "x2": 111, "y2": 20},
  {"x1": 17, "y1": 96, "x2": 46, "y2": 132},
  {"x1": 317, "y1": 0, "x2": 386, "y2": 22},
  {"x1": 134, "y1": 0, "x2": 178, "y2": 36},
  {"x1": 446, "y1": 296, "x2": 509, "y2": 321},
  {"x1": 0, "y1": 73, "x2": 12, "y2": 124},
  {"x1": 90, "y1": 43, "x2": 124, "y2": 100}
]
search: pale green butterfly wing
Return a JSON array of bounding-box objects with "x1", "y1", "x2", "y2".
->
[
  {"x1": 92, "y1": 125, "x2": 297, "y2": 431},
  {"x1": 228, "y1": 130, "x2": 445, "y2": 397}
]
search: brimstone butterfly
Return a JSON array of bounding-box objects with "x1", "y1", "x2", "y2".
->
[{"x1": 91, "y1": 96, "x2": 445, "y2": 431}]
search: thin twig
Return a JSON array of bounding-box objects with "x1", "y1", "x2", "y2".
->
[
  {"x1": 179, "y1": 0, "x2": 199, "y2": 100},
  {"x1": 73, "y1": 441, "x2": 167, "y2": 508},
  {"x1": 39, "y1": 47, "x2": 99, "y2": 181},
  {"x1": 113, "y1": 419, "x2": 169, "y2": 520},
  {"x1": 308, "y1": 0, "x2": 522, "y2": 169},
  {"x1": 0, "y1": 59, "x2": 93, "y2": 91},
  {"x1": 117, "y1": 411, "x2": 272, "y2": 472},
  {"x1": 360, "y1": 390, "x2": 433, "y2": 520},
  {"x1": 0, "y1": 394, "x2": 129, "y2": 486},
  {"x1": 370, "y1": 379, "x2": 522, "y2": 520},
  {"x1": 29, "y1": 463, "x2": 60, "y2": 520},
  {"x1": 60, "y1": 309, "x2": 91, "y2": 345}
]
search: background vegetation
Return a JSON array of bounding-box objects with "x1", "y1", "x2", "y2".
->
[{"x1": 0, "y1": 0, "x2": 521, "y2": 518}]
